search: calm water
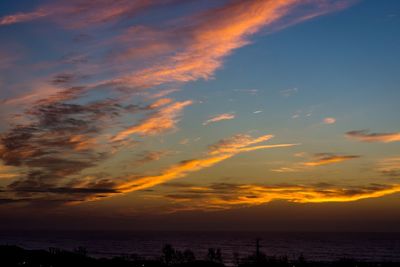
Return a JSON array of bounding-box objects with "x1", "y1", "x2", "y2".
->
[{"x1": 1, "y1": 231, "x2": 399, "y2": 263}]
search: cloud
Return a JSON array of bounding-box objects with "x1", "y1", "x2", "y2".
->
[
  {"x1": 0, "y1": 132, "x2": 295, "y2": 204},
  {"x1": 114, "y1": 134, "x2": 297, "y2": 194},
  {"x1": 346, "y1": 130, "x2": 400, "y2": 143},
  {"x1": 0, "y1": 164, "x2": 18, "y2": 179},
  {"x1": 234, "y1": 89, "x2": 258, "y2": 95},
  {"x1": 0, "y1": 10, "x2": 48, "y2": 26},
  {"x1": 119, "y1": 0, "x2": 301, "y2": 86},
  {"x1": 203, "y1": 113, "x2": 235, "y2": 125},
  {"x1": 161, "y1": 182, "x2": 400, "y2": 211},
  {"x1": 271, "y1": 152, "x2": 360, "y2": 172},
  {"x1": 0, "y1": 0, "x2": 356, "y2": 205},
  {"x1": 271, "y1": 167, "x2": 297, "y2": 173},
  {"x1": 0, "y1": 0, "x2": 178, "y2": 28},
  {"x1": 111, "y1": 100, "x2": 192, "y2": 142},
  {"x1": 303, "y1": 153, "x2": 360, "y2": 167},
  {"x1": 377, "y1": 157, "x2": 400, "y2": 177},
  {"x1": 280, "y1": 87, "x2": 298, "y2": 97},
  {"x1": 0, "y1": 173, "x2": 18, "y2": 179},
  {"x1": 134, "y1": 150, "x2": 170, "y2": 165},
  {"x1": 148, "y1": 88, "x2": 180, "y2": 99},
  {"x1": 111, "y1": 0, "x2": 353, "y2": 89},
  {"x1": 0, "y1": 99, "x2": 126, "y2": 201},
  {"x1": 323, "y1": 117, "x2": 336, "y2": 124}
]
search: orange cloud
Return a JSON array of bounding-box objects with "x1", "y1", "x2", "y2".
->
[
  {"x1": 271, "y1": 152, "x2": 360, "y2": 172},
  {"x1": 148, "y1": 98, "x2": 173, "y2": 108},
  {"x1": 208, "y1": 134, "x2": 273, "y2": 154},
  {"x1": 115, "y1": 134, "x2": 297, "y2": 194},
  {"x1": 148, "y1": 89, "x2": 180, "y2": 99},
  {"x1": 69, "y1": 135, "x2": 97, "y2": 151},
  {"x1": 346, "y1": 130, "x2": 400, "y2": 143},
  {"x1": 203, "y1": 113, "x2": 235, "y2": 125},
  {"x1": 1, "y1": 0, "x2": 355, "y2": 112},
  {"x1": 162, "y1": 183, "x2": 400, "y2": 211},
  {"x1": 303, "y1": 153, "x2": 360, "y2": 167},
  {"x1": 0, "y1": 163, "x2": 19, "y2": 179},
  {"x1": 113, "y1": 0, "x2": 351, "y2": 89},
  {"x1": 111, "y1": 100, "x2": 192, "y2": 142}
]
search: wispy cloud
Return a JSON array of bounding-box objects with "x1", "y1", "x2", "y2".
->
[
  {"x1": 0, "y1": 164, "x2": 18, "y2": 179},
  {"x1": 234, "y1": 89, "x2": 259, "y2": 95},
  {"x1": 161, "y1": 182, "x2": 400, "y2": 211},
  {"x1": 303, "y1": 153, "x2": 360, "y2": 167},
  {"x1": 203, "y1": 113, "x2": 235, "y2": 126},
  {"x1": 323, "y1": 117, "x2": 336, "y2": 124},
  {"x1": 346, "y1": 130, "x2": 400, "y2": 143},
  {"x1": 111, "y1": 100, "x2": 192, "y2": 142},
  {"x1": 115, "y1": 134, "x2": 297, "y2": 194},
  {"x1": 0, "y1": 0, "x2": 177, "y2": 28},
  {"x1": 133, "y1": 150, "x2": 170, "y2": 165},
  {"x1": 271, "y1": 152, "x2": 360, "y2": 172},
  {"x1": 0, "y1": 10, "x2": 48, "y2": 26},
  {"x1": 377, "y1": 157, "x2": 400, "y2": 177},
  {"x1": 110, "y1": 0, "x2": 353, "y2": 90},
  {"x1": 280, "y1": 87, "x2": 298, "y2": 97}
]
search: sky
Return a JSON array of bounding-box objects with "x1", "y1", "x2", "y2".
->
[{"x1": 0, "y1": 0, "x2": 399, "y2": 231}]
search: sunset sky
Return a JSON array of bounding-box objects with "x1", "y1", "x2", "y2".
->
[{"x1": 0, "y1": 0, "x2": 399, "y2": 231}]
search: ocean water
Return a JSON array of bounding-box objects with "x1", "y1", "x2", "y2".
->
[{"x1": 1, "y1": 231, "x2": 399, "y2": 264}]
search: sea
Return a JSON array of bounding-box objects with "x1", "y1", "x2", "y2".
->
[{"x1": 0, "y1": 231, "x2": 399, "y2": 264}]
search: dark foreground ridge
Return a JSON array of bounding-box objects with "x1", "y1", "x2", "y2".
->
[{"x1": 0, "y1": 244, "x2": 398, "y2": 267}]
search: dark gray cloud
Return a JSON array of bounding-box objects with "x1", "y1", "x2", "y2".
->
[{"x1": 0, "y1": 94, "x2": 126, "y2": 203}]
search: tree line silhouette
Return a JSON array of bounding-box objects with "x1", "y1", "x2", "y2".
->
[{"x1": 0, "y1": 243, "x2": 398, "y2": 267}]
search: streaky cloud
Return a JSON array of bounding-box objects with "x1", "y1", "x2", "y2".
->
[
  {"x1": 0, "y1": 0, "x2": 179, "y2": 28},
  {"x1": 346, "y1": 130, "x2": 400, "y2": 143},
  {"x1": 114, "y1": 134, "x2": 297, "y2": 194},
  {"x1": 303, "y1": 153, "x2": 360, "y2": 167},
  {"x1": 0, "y1": 10, "x2": 47, "y2": 26},
  {"x1": 111, "y1": 100, "x2": 192, "y2": 142},
  {"x1": 203, "y1": 113, "x2": 235, "y2": 126},
  {"x1": 161, "y1": 182, "x2": 400, "y2": 211},
  {"x1": 377, "y1": 157, "x2": 400, "y2": 177}
]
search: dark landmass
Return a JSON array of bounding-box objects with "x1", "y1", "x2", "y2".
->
[{"x1": 0, "y1": 244, "x2": 398, "y2": 267}]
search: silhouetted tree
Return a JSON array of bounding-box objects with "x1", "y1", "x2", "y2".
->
[
  {"x1": 183, "y1": 249, "x2": 196, "y2": 262},
  {"x1": 74, "y1": 246, "x2": 87, "y2": 256},
  {"x1": 296, "y1": 253, "x2": 307, "y2": 267},
  {"x1": 162, "y1": 244, "x2": 175, "y2": 265},
  {"x1": 233, "y1": 252, "x2": 241, "y2": 266},
  {"x1": 207, "y1": 248, "x2": 223, "y2": 263}
]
